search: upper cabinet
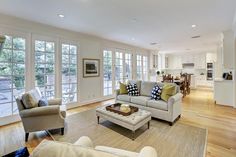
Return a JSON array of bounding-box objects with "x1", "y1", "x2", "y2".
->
[
  {"x1": 166, "y1": 55, "x2": 182, "y2": 69},
  {"x1": 206, "y1": 53, "x2": 217, "y2": 63},
  {"x1": 182, "y1": 55, "x2": 194, "y2": 64},
  {"x1": 194, "y1": 53, "x2": 206, "y2": 69},
  {"x1": 222, "y1": 30, "x2": 235, "y2": 69}
]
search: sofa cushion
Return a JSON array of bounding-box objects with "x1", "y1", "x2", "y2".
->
[
  {"x1": 157, "y1": 82, "x2": 179, "y2": 93},
  {"x1": 151, "y1": 85, "x2": 162, "y2": 100},
  {"x1": 117, "y1": 95, "x2": 131, "y2": 102},
  {"x1": 161, "y1": 84, "x2": 177, "y2": 102},
  {"x1": 131, "y1": 96, "x2": 151, "y2": 106},
  {"x1": 120, "y1": 82, "x2": 128, "y2": 94},
  {"x1": 128, "y1": 80, "x2": 141, "y2": 93},
  {"x1": 127, "y1": 83, "x2": 139, "y2": 96},
  {"x1": 140, "y1": 81, "x2": 157, "y2": 96},
  {"x1": 147, "y1": 100, "x2": 168, "y2": 111}
]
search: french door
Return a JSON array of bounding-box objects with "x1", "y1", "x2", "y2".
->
[
  {"x1": 103, "y1": 49, "x2": 133, "y2": 96},
  {"x1": 0, "y1": 35, "x2": 26, "y2": 117}
]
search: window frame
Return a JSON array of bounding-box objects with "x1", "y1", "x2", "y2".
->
[{"x1": 61, "y1": 43, "x2": 78, "y2": 104}]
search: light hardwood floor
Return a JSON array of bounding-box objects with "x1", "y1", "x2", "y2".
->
[{"x1": 1, "y1": 88, "x2": 236, "y2": 157}]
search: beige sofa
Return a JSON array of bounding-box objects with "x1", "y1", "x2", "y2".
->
[
  {"x1": 16, "y1": 88, "x2": 66, "y2": 141},
  {"x1": 116, "y1": 80, "x2": 182, "y2": 125},
  {"x1": 31, "y1": 136, "x2": 157, "y2": 157}
]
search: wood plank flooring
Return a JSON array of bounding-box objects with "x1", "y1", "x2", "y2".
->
[{"x1": 0, "y1": 88, "x2": 236, "y2": 157}]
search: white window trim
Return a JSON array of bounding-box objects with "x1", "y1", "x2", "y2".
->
[{"x1": 60, "y1": 40, "x2": 79, "y2": 106}]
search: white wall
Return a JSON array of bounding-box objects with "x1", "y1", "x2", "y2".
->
[{"x1": 0, "y1": 13, "x2": 150, "y2": 107}]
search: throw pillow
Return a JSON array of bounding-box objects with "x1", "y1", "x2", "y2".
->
[
  {"x1": 38, "y1": 99, "x2": 48, "y2": 107},
  {"x1": 151, "y1": 85, "x2": 163, "y2": 100},
  {"x1": 126, "y1": 83, "x2": 139, "y2": 96},
  {"x1": 161, "y1": 84, "x2": 176, "y2": 101},
  {"x1": 22, "y1": 93, "x2": 38, "y2": 109},
  {"x1": 120, "y1": 82, "x2": 128, "y2": 94}
]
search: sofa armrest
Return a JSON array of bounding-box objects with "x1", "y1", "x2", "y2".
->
[
  {"x1": 20, "y1": 106, "x2": 60, "y2": 118},
  {"x1": 139, "y1": 146, "x2": 157, "y2": 157},
  {"x1": 115, "y1": 89, "x2": 120, "y2": 97},
  {"x1": 74, "y1": 136, "x2": 94, "y2": 148},
  {"x1": 168, "y1": 93, "x2": 182, "y2": 105},
  {"x1": 48, "y1": 98, "x2": 62, "y2": 106}
]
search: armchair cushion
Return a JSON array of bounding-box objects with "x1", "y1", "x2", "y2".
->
[
  {"x1": 20, "y1": 105, "x2": 60, "y2": 118},
  {"x1": 21, "y1": 93, "x2": 38, "y2": 109},
  {"x1": 21, "y1": 88, "x2": 42, "y2": 109},
  {"x1": 38, "y1": 99, "x2": 48, "y2": 107}
]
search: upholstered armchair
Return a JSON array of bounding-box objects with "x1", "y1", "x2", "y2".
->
[{"x1": 16, "y1": 88, "x2": 66, "y2": 142}]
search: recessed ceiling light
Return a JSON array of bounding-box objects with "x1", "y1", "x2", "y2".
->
[
  {"x1": 131, "y1": 38, "x2": 135, "y2": 41},
  {"x1": 58, "y1": 14, "x2": 65, "y2": 18},
  {"x1": 192, "y1": 35, "x2": 201, "y2": 39},
  {"x1": 131, "y1": 18, "x2": 137, "y2": 23},
  {"x1": 191, "y1": 24, "x2": 197, "y2": 28},
  {"x1": 150, "y1": 42, "x2": 157, "y2": 45}
]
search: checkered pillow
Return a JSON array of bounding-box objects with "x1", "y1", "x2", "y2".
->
[
  {"x1": 126, "y1": 83, "x2": 139, "y2": 96},
  {"x1": 151, "y1": 85, "x2": 163, "y2": 100}
]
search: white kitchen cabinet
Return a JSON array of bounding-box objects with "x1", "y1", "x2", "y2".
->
[
  {"x1": 214, "y1": 79, "x2": 234, "y2": 107},
  {"x1": 168, "y1": 55, "x2": 182, "y2": 69},
  {"x1": 206, "y1": 53, "x2": 216, "y2": 63},
  {"x1": 195, "y1": 75, "x2": 213, "y2": 87},
  {"x1": 194, "y1": 53, "x2": 206, "y2": 69},
  {"x1": 182, "y1": 55, "x2": 194, "y2": 64}
]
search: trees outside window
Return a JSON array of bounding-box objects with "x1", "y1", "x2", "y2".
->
[
  {"x1": 0, "y1": 35, "x2": 26, "y2": 117},
  {"x1": 103, "y1": 50, "x2": 113, "y2": 96},
  {"x1": 61, "y1": 44, "x2": 78, "y2": 104},
  {"x1": 35, "y1": 40, "x2": 55, "y2": 99}
]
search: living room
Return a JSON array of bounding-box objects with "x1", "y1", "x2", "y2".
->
[{"x1": 0, "y1": 0, "x2": 236, "y2": 157}]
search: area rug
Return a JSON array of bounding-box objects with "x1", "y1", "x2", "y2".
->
[{"x1": 49, "y1": 109, "x2": 207, "y2": 157}]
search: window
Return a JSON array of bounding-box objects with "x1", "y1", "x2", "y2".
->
[
  {"x1": 61, "y1": 44, "x2": 78, "y2": 104},
  {"x1": 0, "y1": 35, "x2": 26, "y2": 117},
  {"x1": 124, "y1": 53, "x2": 132, "y2": 82},
  {"x1": 35, "y1": 40, "x2": 55, "y2": 99},
  {"x1": 136, "y1": 55, "x2": 142, "y2": 80},
  {"x1": 136, "y1": 55, "x2": 148, "y2": 80},
  {"x1": 143, "y1": 56, "x2": 148, "y2": 81},
  {"x1": 103, "y1": 50, "x2": 113, "y2": 96},
  {"x1": 115, "y1": 51, "x2": 123, "y2": 89}
]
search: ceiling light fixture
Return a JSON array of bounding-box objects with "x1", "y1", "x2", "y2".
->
[
  {"x1": 131, "y1": 38, "x2": 135, "y2": 41},
  {"x1": 58, "y1": 14, "x2": 65, "y2": 18},
  {"x1": 131, "y1": 18, "x2": 137, "y2": 23},
  {"x1": 191, "y1": 24, "x2": 197, "y2": 28},
  {"x1": 150, "y1": 42, "x2": 157, "y2": 45},
  {"x1": 191, "y1": 35, "x2": 201, "y2": 39}
]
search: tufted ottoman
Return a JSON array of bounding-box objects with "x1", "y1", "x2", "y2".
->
[{"x1": 96, "y1": 105, "x2": 152, "y2": 140}]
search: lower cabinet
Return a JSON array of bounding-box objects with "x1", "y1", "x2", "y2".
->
[{"x1": 214, "y1": 80, "x2": 234, "y2": 107}]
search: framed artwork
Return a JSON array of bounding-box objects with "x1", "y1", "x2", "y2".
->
[{"x1": 83, "y1": 58, "x2": 100, "y2": 77}]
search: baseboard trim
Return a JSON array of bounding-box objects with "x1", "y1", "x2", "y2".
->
[
  {"x1": 0, "y1": 114, "x2": 21, "y2": 126},
  {"x1": 66, "y1": 96, "x2": 115, "y2": 110}
]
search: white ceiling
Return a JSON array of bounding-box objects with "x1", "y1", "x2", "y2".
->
[{"x1": 0, "y1": 0, "x2": 235, "y2": 53}]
